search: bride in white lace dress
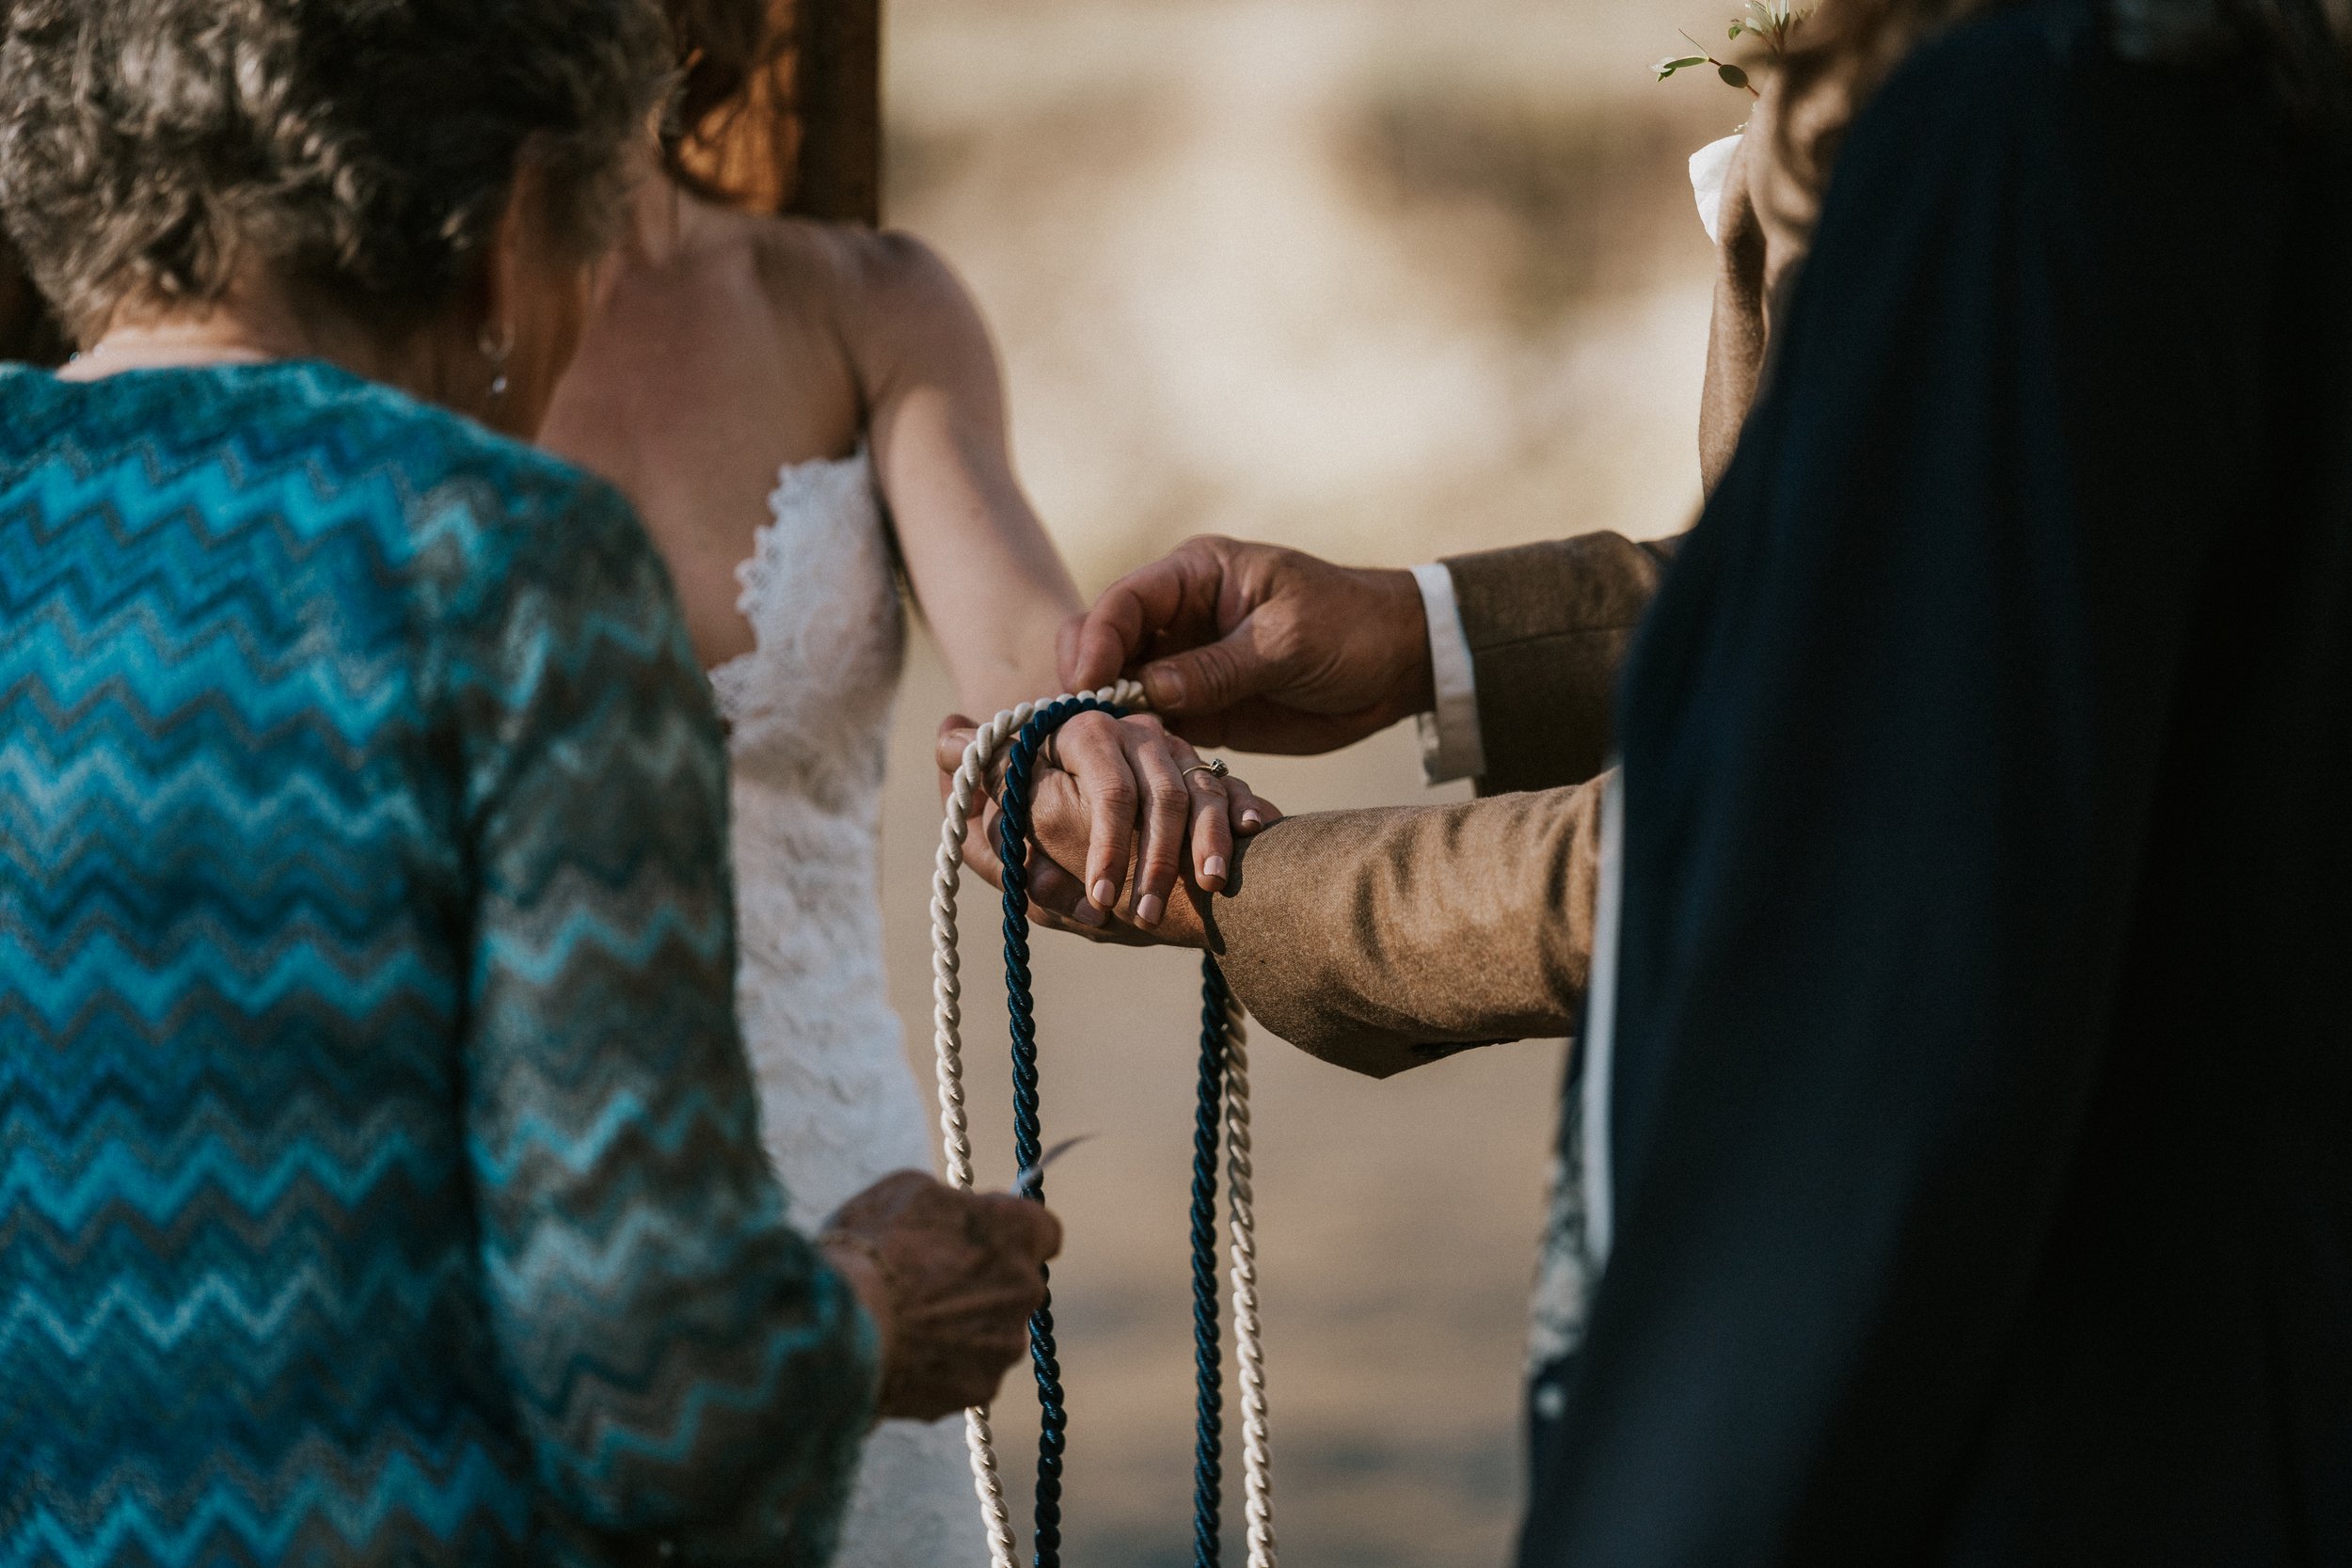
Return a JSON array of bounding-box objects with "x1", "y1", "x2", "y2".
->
[{"x1": 536, "y1": 8, "x2": 1270, "y2": 1561}]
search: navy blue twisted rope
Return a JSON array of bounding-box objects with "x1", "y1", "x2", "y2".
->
[
  {"x1": 1191, "y1": 963, "x2": 1232, "y2": 1568},
  {"x1": 995, "y1": 696, "x2": 1232, "y2": 1568},
  {"x1": 995, "y1": 699, "x2": 1101, "y2": 1568}
]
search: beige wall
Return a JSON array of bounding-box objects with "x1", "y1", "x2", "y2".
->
[{"x1": 888, "y1": 0, "x2": 1741, "y2": 586}]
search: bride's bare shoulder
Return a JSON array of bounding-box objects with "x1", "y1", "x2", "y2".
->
[{"x1": 743, "y1": 219, "x2": 991, "y2": 372}]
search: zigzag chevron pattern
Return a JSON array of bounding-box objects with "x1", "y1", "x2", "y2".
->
[{"x1": 0, "y1": 363, "x2": 876, "y2": 1567}]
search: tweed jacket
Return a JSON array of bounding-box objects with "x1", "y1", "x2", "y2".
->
[
  {"x1": 1204, "y1": 538, "x2": 1653, "y2": 1077},
  {"x1": 1202, "y1": 107, "x2": 1819, "y2": 1076}
]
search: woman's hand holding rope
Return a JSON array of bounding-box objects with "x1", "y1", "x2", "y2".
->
[
  {"x1": 818, "y1": 1170, "x2": 1064, "y2": 1421},
  {"x1": 934, "y1": 708, "x2": 1279, "y2": 945}
]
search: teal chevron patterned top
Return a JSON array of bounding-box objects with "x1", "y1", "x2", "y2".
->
[{"x1": 0, "y1": 363, "x2": 877, "y2": 1567}]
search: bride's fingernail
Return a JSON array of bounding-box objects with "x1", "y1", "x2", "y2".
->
[
  {"x1": 1202, "y1": 855, "x2": 1227, "y2": 882},
  {"x1": 1136, "y1": 894, "x2": 1166, "y2": 927},
  {"x1": 1240, "y1": 812, "x2": 1265, "y2": 832},
  {"x1": 1090, "y1": 879, "x2": 1118, "y2": 909}
]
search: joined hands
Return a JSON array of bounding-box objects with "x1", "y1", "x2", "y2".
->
[
  {"x1": 934, "y1": 707, "x2": 1278, "y2": 947},
  {"x1": 939, "y1": 534, "x2": 1432, "y2": 947}
]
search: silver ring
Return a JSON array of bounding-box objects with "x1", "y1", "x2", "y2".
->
[{"x1": 1183, "y1": 758, "x2": 1231, "y2": 783}]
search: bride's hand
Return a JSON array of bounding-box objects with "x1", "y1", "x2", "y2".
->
[
  {"x1": 1045, "y1": 710, "x2": 1279, "y2": 926},
  {"x1": 935, "y1": 709, "x2": 1280, "y2": 938}
]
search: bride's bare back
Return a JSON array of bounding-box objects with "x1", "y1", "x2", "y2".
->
[{"x1": 540, "y1": 173, "x2": 1079, "y2": 708}]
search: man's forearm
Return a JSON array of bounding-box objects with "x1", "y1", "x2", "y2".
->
[{"x1": 1202, "y1": 779, "x2": 1609, "y2": 1077}]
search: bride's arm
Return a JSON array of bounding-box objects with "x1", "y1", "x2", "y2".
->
[
  {"x1": 838, "y1": 230, "x2": 1278, "y2": 925},
  {"x1": 835, "y1": 230, "x2": 1079, "y2": 717}
]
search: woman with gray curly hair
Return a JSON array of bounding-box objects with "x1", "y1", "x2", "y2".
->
[{"x1": 0, "y1": 2, "x2": 1062, "y2": 1563}]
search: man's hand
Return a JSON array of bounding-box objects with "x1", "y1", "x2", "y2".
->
[
  {"x1": 1059, "y1": 536, "x2": 1436, "y2": 753},
  {"x1": 818, "y1": 1170, "x2": 1064, "y2": 1421}
]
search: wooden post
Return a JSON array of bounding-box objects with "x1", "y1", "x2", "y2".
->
[{"x1": 789, "y1": 0, "x2": 882, "y2": 225}]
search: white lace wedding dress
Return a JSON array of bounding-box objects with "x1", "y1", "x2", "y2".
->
[{"x1": 709, "y1": 450, "x2": 989, "y2": 1566}]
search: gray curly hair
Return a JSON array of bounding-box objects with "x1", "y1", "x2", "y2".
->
[{"x1": 0, "y1": 0, "x2": 669, "y2": 336}]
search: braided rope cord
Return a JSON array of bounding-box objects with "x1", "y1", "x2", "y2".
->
[
  {"x1": 930, "y1": 684, "x2": 1277, "y2": 1568},
  {"x1": 992, "y1": 697, "x2": 1116, "y2": 1566},
  {"x1": 1216, "y1": 974, "x2": 1277, "y2": 1565},
  {"x1": 1190, "y1": 971, "x2": 1228, "y2": 1568}
]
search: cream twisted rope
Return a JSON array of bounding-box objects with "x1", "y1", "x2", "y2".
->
[
  {"x1": 1219, "y1": 989, "x2": 1277, "y2": 1566},
  {"x1": 930, "y1": 684, "x2": 1277, "y2": 1568}
]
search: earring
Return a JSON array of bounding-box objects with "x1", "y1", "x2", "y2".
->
[{"x1": 477, "y1": 321, "x2": 515, "y2": 403}]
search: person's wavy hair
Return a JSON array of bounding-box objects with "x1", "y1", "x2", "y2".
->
[
  {"x1": 662, "y1": 0, "x2": 801, "y2": 209},
  {"x1": 0, "y1": 0, "x2": 669, "y2": 338},
  {"x1": 1776, "y1": 0, "x2": 2352, "y2": 192}
]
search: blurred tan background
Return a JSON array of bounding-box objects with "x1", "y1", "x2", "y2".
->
[{"x1": 872, "y1": 1, "x2": 1743, "y2": 1562}]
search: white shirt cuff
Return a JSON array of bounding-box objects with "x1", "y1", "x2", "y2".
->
[{"x1": 1411, "y1": 561, "x2": 1486, "y2": 785}]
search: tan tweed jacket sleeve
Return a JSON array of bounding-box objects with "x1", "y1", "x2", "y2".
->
[
  {"x1": 1443, "y1": 535, "x2": 1677, "y2": 797},
  {"x1": 1204, "y1": 784, "x2": 1607, "y2": 1078}
]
